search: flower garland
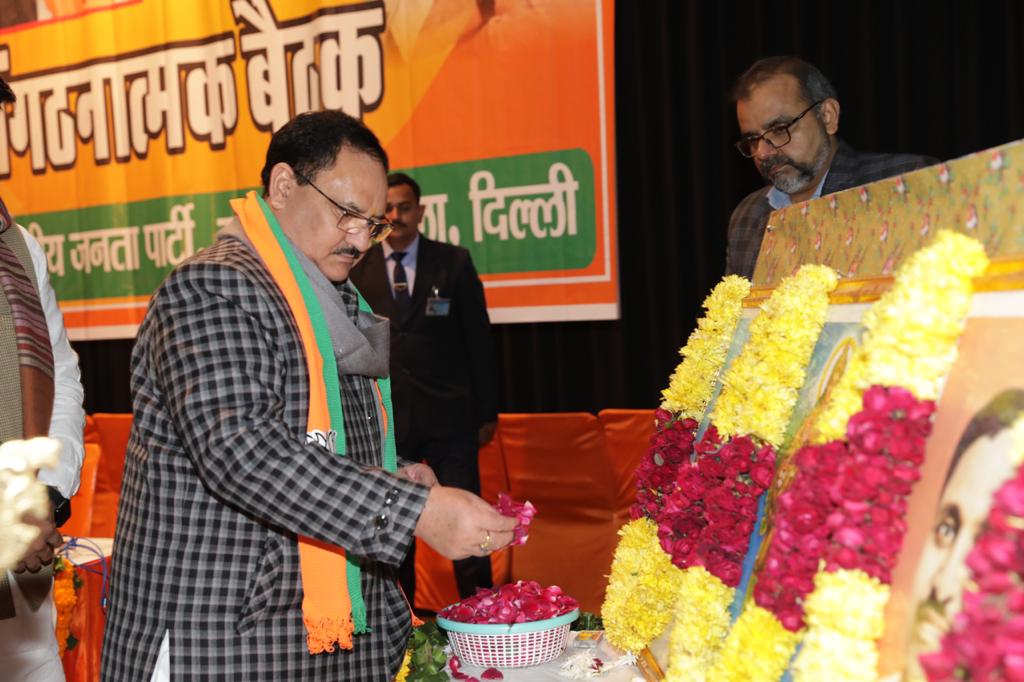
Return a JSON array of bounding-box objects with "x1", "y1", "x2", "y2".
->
[
  {"x1": 788, "y1": 231, "x2": 988, "y2": 681},
  {"x1": 713, "y1": 264, "x2": 838, "y2": 447},
  {"x1": 715, "y1": 233, "x2": 985, "y2": 682},
  {"x1": 705, "y1": 603, "x2": 801, "y2": 682},
  {"x1": 813, "y1": 230, "x2": 988, "y2": 443},
  {"x1": 631, "y1": 413, "x2": 698, "y2": 522},
  {"x1": 660, "y1": 275, "x2": 751, "y2": 420},
  {"x1": 655, "y1": 428, "x2": 775, "y2": 585},
  {"x1": 918, "y1": 416, "x2": 1024, "y2": 681},
  {"x1": 664, "y1": 565, "x2": 735, "y2": 681},
  {"x1": 53, "y1": 556, "x2": 81, "y2": 657},
  {"x1": 602, "y1": 518, "x2": 684, "y2": 652},
  {"x1": 791, "y1": 387, "x2": 935, "y2": 681},
  {"x1": 751, "y1": 438, "x2": 848, "y2": 633},
  {"x1": 604, "y1": 276, "x2": 749, "y2": 653},
  {"x1": 666, "y1": 264, "x2": 837, "y2": 680},
  {"x1": 795, "y1": 569, "x2": 890, "y2": 681}
]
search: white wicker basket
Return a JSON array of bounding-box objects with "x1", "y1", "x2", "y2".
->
[{"x1": 436, "y1": 609, "x2": 579, "y2": 668}]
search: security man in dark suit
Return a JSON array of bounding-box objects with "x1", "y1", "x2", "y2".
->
[{"x1": 351, "y1": 172, "x2": 498, "y2": 605}]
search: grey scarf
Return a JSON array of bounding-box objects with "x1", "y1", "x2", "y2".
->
[{"x1": 217, "y1": 219, "x2": 390, "y2": 379}]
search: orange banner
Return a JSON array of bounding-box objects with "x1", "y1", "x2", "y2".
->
[{"x1": 0, "y1": 0, "x2": 617, "y2": 338}]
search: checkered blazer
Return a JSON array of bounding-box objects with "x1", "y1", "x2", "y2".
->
[
  {"x1": 725, "y1": 140, "x2": 936, "y2": 279},
  {"x1": 101, "y1": 237, "x2": 430, "y2": 681}
]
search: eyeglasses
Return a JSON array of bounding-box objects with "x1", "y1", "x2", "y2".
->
[
  {"x1": 734, "y1": 100, "x2": 823, "y2": 158},
  {"x1": 293, "y1": 169, "x2": 393, "y2": 243}
]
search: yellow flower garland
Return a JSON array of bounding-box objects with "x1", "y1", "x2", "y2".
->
[
  {"x1": 713, "y1": 265, "x2": 838, "y2": 446},
  {"x1": 664, "y1": 566, "x2": 735, "y2": 681},
  {"x1": 792, "y1": 569, "x2": 889, "y2": 682},
  {"x1": 605, "y1": 275, "x2": 748, "y2": 658},
  {"x1": 813, "y1": 230, "x2": 989, "y2": 442},
  {"x1": 659, "y1": 265, "x2": 835, "y2": 679},
  {"x1": 661, "y1": 276, "x2": 751, "y2": 420},
  {"x1": 602, "y1": 518, "x2": 684, "y2": 652},
  {"x1": 706, "y1": 604, "x2": 801, "y2": 682}
]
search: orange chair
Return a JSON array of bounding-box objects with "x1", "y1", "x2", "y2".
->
[
  {"x1": 90, "y1": 413, "x2": 133, "y2": 537},
  {"x1": 83, "y1": 415, "x2": 99, "y2": 445},
  {"x1": 499, "y1": 413, "x2": 618, "y2": 613},
  {"x1": 598, "y1": 409, "x2": 655, "y2": 528},
  {"x1": 61, "y1": 443, "x2": 101, "y2": 538},
  {"x1": 413, "y1": 432, "x2": 513, "y2": 612}
]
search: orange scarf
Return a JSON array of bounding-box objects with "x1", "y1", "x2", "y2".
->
[{"x1": 231, "y1": 191, "x2": 398, "y2": 653}]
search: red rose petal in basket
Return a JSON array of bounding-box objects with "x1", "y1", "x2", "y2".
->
[
  {"x1": 438, "y1": 580, "x2": 578, "y2": 624},
  {"x1": 481, "y1": 668, "x2": 504, "y2": 680},
  {"x1": 495, "y1": 493, "x2": 536, "y2": 546}
]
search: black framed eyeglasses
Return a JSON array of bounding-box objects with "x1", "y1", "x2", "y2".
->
[
  {"x1": 293, "y1": 169, "x2": 393, "y2": 243},
  {"x1": 734, "y1": 100, "x2": 823, "y2": 158}
]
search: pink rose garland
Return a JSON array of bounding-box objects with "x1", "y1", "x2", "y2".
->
[
  {"x1": 919, "y1": 460, "x2": 1024, "y2": 681},
  {"x1": 753, "y1": 386, "x2": 934, "y2": 632}
]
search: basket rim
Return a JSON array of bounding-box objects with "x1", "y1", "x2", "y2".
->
[{"x1": 437, "y1": 608, "x2": 579, "y2": 635}]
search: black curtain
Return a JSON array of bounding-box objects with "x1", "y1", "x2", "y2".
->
[{"x1": 73, "y1": 0, "x2": 1024, "y2": 415}]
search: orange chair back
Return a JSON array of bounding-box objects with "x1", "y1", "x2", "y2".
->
[
  {"x1": 413, "y1": 434, "x2": 512, "y2": 612},
  {"x1": 598, "y1": 409, "x2": 655, "y2": 527},
  {"x1": 498, "y1": 413, "x2": 617, "y2": 613},
  {"x1": 61, "y1": 443, "x2": 101, "y2": 537},
  {"x1": 90, "y1": 413, "x2": 133, "y2": 537}
]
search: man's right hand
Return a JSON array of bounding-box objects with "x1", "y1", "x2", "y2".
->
[
  {"x1": 414, "y1": 486, "x2": 517, "y2": 560},
  {"x1": 14, "y1": 514, "x2": 63, "y2": 573}
]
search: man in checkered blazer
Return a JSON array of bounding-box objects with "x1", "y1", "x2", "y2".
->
[
  {"x1": 726, "y1": 57, "x2": 935, "y2": 279},
  {"x1": 101, "y1": 111, "x2": 516, "y2": 681}
]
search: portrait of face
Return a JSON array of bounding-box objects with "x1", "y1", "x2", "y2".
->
[
  {"x1": 735, "y1": 73, "x2": 836, "y2": 196},
  {"x1": 272, "y1": 145, "x2": 388, "y2": 283},
  {"x1": 905, "y1": 412, "x2": 1019, "y2": 675},
  {"x1": 385, "y1": 182, "x2": 425, "y2": 252}
]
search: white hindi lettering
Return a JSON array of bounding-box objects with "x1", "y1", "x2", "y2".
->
[
  {"x1": 143, "y1": 203, "x2": 197, "y2": 268},
  {"x1": 469, "y1": 163, "x2": 579, "y2": 243},
  {"x1": 233, "y1": 0, "x2": 385, "y2": 130},
  {"x1": 68, "y1": 227, "x2": 140, "y2": 274},
  {"x1": 420, "y1": 194, "x2": 460, "y2": 245},
  {"x1": 0, "y1": 35, "x2": 237, "y2": 175},
  {"x1": 25, "y1": 222, "x2": 66, "y2": 278},
  {"x1": 183, "y1": 45, "x2": 239, "y2": 148},
  {"x1": 0, "y1": 1, "x2": 386, "y2": 176}
]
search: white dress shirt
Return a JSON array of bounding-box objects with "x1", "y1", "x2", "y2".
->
[
  {"x1": 20, "y1": 225, "x2": 85, "y2": 499},
  {"x1": 381, "y1": 233, "x2": 420, "y2": 298}
]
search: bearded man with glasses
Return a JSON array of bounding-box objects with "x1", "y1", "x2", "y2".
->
[{"x1": 725, "y1": 56, "x2": 935, "y2": 279}]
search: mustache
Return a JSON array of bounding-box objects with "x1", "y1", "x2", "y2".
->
[
  {"x1": 759, "y1": 154, "x2": 795, "y2": 173},
  {"x1": 331, "y1": 245, "x2": 363, "y2": 258}
]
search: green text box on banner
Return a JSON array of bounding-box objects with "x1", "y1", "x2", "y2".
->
[
  {"x1": 18, "y1": 190, "x2": 246, "y2": 302},
  {"x1": 400, "y1": 148, "x2": 596, "y2": 274}
]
